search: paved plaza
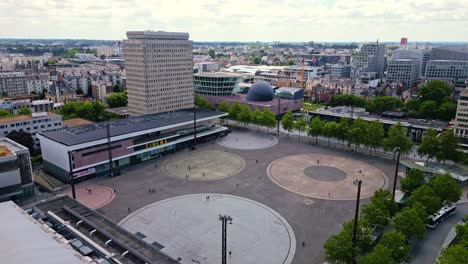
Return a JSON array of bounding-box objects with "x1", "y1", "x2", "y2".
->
[
  {"x1": 267, "y1": 154, "x2": 388, "y2": 200},
  {"x1": 120, "y1": 194, "x2": 296, "y2": 264},
  {"x1": 75, "y1": 128, "x2": 396, "y2": 264},
  {"x1": 162, "y1": 149, "x2": 245, "y2": 181},
  {"x1": 217, "y1": 128, "x2": 278, "y2": 150},
  {"x1": 63, "y1": 185, "x2": 115, "y2": 209}
]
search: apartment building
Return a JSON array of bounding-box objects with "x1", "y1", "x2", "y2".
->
[
  {"x1": 124, "y1": 31, "x2": 194, "y2": 115},
  {"x1": 0, "y1": 72, "x2": 28, "y2": 96}
]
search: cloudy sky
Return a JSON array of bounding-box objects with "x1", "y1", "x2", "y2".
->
[{"x1": 1, "y1": 0, "x2": 467, "y2": 42}]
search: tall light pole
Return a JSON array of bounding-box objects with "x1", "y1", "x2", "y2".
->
[
  {"x1": 106, "y1": 123, "x2": 113, "y2": 177},
  {"x1": 68, "y1": 150, "x2": 76, "y2": 199},
  {"x1": 219, "y1": 214, "x2": 233, "y2": 264},
  {"x1": 352, "y1": 179, "x2": 362, "y2": 264},
  {"x1": 193, "y1": 107, "x2": 197, "y2": 150},
  {"x1": 276, "y1": 96, "x2": 281, "y2": 136},
  {"x1": 392, "y1": 147, "x2": 401, "y2": 201}
]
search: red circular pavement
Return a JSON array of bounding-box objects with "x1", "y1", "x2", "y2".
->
[{"x1": 64, "y1": 185, "x2": 115, "y2": 209}]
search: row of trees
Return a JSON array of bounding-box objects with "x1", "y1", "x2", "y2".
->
[
  {"x1": 58, "y1": 100, "x2": 119, "y2": 121},
  {"x1": 325, "y1": 170, "x2": 462, "y2": 263},
  {"x1": 418, "y1": 128, "x2": 463, "y2": 163},
  {"x1": 219, "y1": 101, "x2": 277, "y2": 129},
  {"x1": 0, "y1": 107, "x2": 33, "y2": 118},
  {"x1": 328, "y1": 80, "x2": 457, "y2": 121},
  {"x1": 107, "y1": 91, "x2": 128, "y2": 108}
]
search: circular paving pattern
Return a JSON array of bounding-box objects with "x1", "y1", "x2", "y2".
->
[
  {"x1": 267, "y1": 154, "x2": 388, "y2": 200},
  {"x1": 119, "y1": 194, "x2": 296, "y2": 264},
  {"x1": 162, "y1": 149, "x2": 245, "y2": 181},
  {"x1": 217, "y1": 128, "x2": 278, "y2": 150},
  {"x1": 63, "y1": 185, "x2": 115, "y2": 209}
]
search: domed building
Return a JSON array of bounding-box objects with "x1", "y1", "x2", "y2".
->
[{"x1": 245, "y1": 81, "x2": 274, "y2": 102}]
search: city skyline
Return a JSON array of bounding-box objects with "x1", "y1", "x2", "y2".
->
[{"x1": 1, "y1": 0, "x2": 468, "y2": 42}]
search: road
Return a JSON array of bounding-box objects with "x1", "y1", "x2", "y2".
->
[{"x1": 411, "y1": 202, "x2": 468, "y2": 264}]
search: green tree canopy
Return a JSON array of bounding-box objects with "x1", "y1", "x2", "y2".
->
[
  {"x1": 329, "y1": 94, "x2": 367, "y2": 108},
  {"x1": 417, "y1": 100, "x2": 438, "y2": 118},
  {"x1": 262, "y1": 108, "x2": 277, "y2": 128},
  {"x1": 106, "y1": 92, "x2": 128, "y2": 108},
  {"x1": 6, "y1": 130, "x2": 35, "y2": 154},
  {"x1": 418, "y1": 129, "x2": 440, "y2": 161},
  {"x1": 435, "y1": 245, "x2": 468, "y2": 264},
  {"x1": 378, "y1": 231, "x2": 411, "y2": 264},
  {"x1": 394, "y1": 206, "x2": 427, "y2": 239},
  {"x1": 336, "y1": 117, "x2": 350, "y2": 143},
  {"x1": 361, "y1": 199, "x2": 390, "y2": 226},
  {"x1": 348, "y1": 117, "x2": 368, "y2": 149},
  {"x1": 403, "y1": 99, "x2": 420, "y2": 113},
  {"x1": 369, "y1": 96, "x2": 403, "y2": 114},
  {"x1": 112, "y1": 83, "x2": 121, "y2": 93},
  {"x1": 294, "y1": 117, "x2": 308, "y2": 138},
  {"x1": 59, "y1": 100, "x2": 107, "y2": 121},
  {"x1": 359, "y1": 245, "x2": 395, "y2": 264},
  {"x1": 218, "y1": 101, "x2": 230, "y2": 113},
  {"x1": 419, "y1": 80, "x2": 452, "y2": 104},
  {"x1": 308, "y1": 116, "x2": 324, "y2": 143},
  {"x1": 194, "y1": 94, "x2": 213, "y2": 109},
  {"x1": 238, "y1": 105, "x2": 252, "y2": 125},
  {"x1": 401, "y1": 169, "x2": 425, "y2": 194},
  {"x1": 17, "y1": 107, "x2": 32, "y2": 115},
  {"x1": 366, "y1": 120, "x2": 385, "y2": 152},
  {"x1": 436, "y1": 129, "x2": 461, "y2": 163},
  {"x1": 437, "y1": 102, "x2": 457, "y2": 121},
  {"x1": 455, "y1": 214, "x2": 468, "y2": 248},
  {"x1": 281, "y1": 111, "x2": 294, "y2": 134},
  {"x1": 75, "y1": 87, "x2": 84, "y2": 95},
  {"x1": 407, "y1": 185, "x2": 442, "y2": 215},
  {"x1": 429, "y1": 174, "x2": 462, "y2": 204},
  {"x1": 383, "y1": 122, "x2": 413, "y2": 154},
  {"x1": 228, "y1": 102, "x2": 242, "y2": 121},
  {"x1": 0, "y1": 109, "x2": 13, "y2": 117}
]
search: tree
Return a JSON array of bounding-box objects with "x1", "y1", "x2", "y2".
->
[
  {"x1": 401, "y1": 169, "x2": 425, "y2": 194},
  {"x1": 417, "y1": 100, "x2": 438, "y2": 118},
  {"x1": 17, "y1": 107, "x2": 32, "y2": 115},
  {"x1": 6, "y1": 130, "x2": 35, "y2": 154},
  {"x1": 112, "y1": 84, "x2": 121, "y2": 93},
  {"x1": 383, "y1": 122, "x2": 413, "y2": 154},
  {"x1": 436, "y1": 129, "x2": 461, "y2": 163},
  {"x1": 329, "y1": 94, "x2": 367, "y2": 108},
  {"x1": 336, "y1": 117, "x2": 350, "y2": 144},
  {"x1": 324, "y1": 219, "x2": 373, "y2": 264},
  {"x1": 359, "y1": 245, "x2": 395, "y2": 264},
  {"x1": 429, "y1": 174, "x2": 462, "y2": 204},
  {"x1": 237, "y1": 105, "x2": 252, "y2": 125},
  {"x1": 419, "y1": 80, "x2": 452, "y2": 104},
  {"x1": 407, "y1": 185, "x2": 442, "y2": 215},
  {"x1": 435, "y1": 245, "x2": 468, "y2": 264},
  {"x1": 281, "y1": 111, "x2": 294, "y2": 136},
  {"x1": 0, "y1": 109, "x2": 13, "y2": 117},
  {"x1": 437, "y1": 102, "x2": 457, "y2": 121},
  {"x1": 348, "y1": 117, "x2": 368, "y2": 150},
  {"x1": 294, "y1": 117, "x2": 307, "y2": 140},
  {"x1": 455, "y1": 214, "x2": 468, "y2": 247},
  {"x1": 361, "y1": 200, "x2": 391, "y2": 226},
  {"x1": 394, "y1": 206, "x2": 427, "y2": 239},
  {"x1": 75, "y1": 87, "x2": 84, "y2": 95},
  {"x1": 218, "y1": 101, "x2": 230, "y2": 113},
  {"x1": 208, "y1": 49, "x2": 216, "y2": 59},
  {"x1": 418, "y1": 129, "x2": 440, "y2": 161},
  {"x1": 106, "y1": 92, "x2": 128, "y2": 108},
  {"x1": 1, "y1": 91, "x2": 8, "y2": 97},
  {"x1": 369, "y1": 96, "x2": 403, "y2": 114},
  {"x1": 228, "y1": 102, "x2": 242, "y2": 122},
  {"x1": 262, "y1": 108, "x2": 277, "y2": 130},
  {"x1": 403, "y1": 99, "x2": 420, "y2": 113},
  {"x1": 252, "y1": 57, "x2": 261, "y2": 64},
  {"x1": 194, "y1": 94, "x2": 213, "y2": 109},
  {"x1": 371, "y1": 190, "x2": 398, "y2": 216},
  {"x1": 308, "y1": 116, "x2": 324, "y2": 143},
  {"x1": 378, "y1": 232, "x2": 411, "y2": 263},
  {"x1": 323, "y1": 121, "x2": 338, "y2": 145},
  {"x1": 366, "y1": 120, "x2": 385, "y2": 154}
]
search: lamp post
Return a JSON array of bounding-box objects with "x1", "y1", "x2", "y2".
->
[
  {"x1": 219, "y1": 214, "x2": 233, "y2": 264},
  {"x1": 68, "y1": 150, "x2": 76, "y2": 199},
  {"x1": 193, "y1": 107, "x2": 198, "y2": 150},
  {"x1": 352, "y1": 179, "x2": 362, "y2": 264},
  {"x1": 392, "y1": 147, "x2": 401, "y2": 201},
  {"x1": 276, "y1": 96, "x2": 281, "y2": 136},
  {"x1": 106, "y1": 123, "x2": 113, "y2": 177}
]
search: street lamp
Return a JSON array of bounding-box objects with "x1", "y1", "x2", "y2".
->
[
  {"x1": 392, "y1": 147, "x2": 401, "y2": 201},
  {"x1": 219, "y1": 214, "x2": 233, "y2": 264},
  {"x1": 192, "y1": 107, "x2": 198, "y2": 150},
  {"x1": 276, "y1": 96, "x2": 281, "y2": 136},
  {"x1": 67, "y1": 150, "x2": 76, "y2": 199},
  {"x1": 351, "y1": 179, "x2": 362, "y2": 264}
]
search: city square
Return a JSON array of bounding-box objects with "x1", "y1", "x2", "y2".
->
[{"x1": 75, "y1": 128, "x2": 397, "y2": 264}]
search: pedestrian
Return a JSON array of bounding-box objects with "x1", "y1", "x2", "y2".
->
[
  {"x1": 128, "y1": 208, "x2": 131, "y2": 213},
  {"x1": 229, "y1": 251, "x2": 231, "y2": 256},
  {"x1": 88, "y1": 189, "x2": 92, "y2": 195},
  {"x1": 113, "y1": 189, "x2": 116, "y2": 194},
  {"x1": 256, "y1": 159, "x2": 258, "y2": 164},
  {"x1": 302, "y1": 241, "x2": 305, "y2": 247},
  {"x1": 359, "y1": 169, "x2": 362, "y2": 174},
  {"x1": 203, "y1": 172, "x2": 205, "y2": 177},
  {"x1": 237, "y1": 183, "x2": 239, "y2": 187},
  {"x1": 328, "y1": 192, "x2": 331, "y2": 197}
]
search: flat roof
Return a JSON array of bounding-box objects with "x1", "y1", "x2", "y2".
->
[
  {"x1": 194, "y1": 72, "x2": 242, "y2": 78},
  {"x1": 277, "y1": 87, "x2": 303, "y2": 93},
  {"x1": 0, "y1": 137, "x2": 27, "y2": 154},
  {"x1": 40, "y1": 109, "x2": 226, "y2": 146},
  {"x1": 0, "y1": 112, "x2": 59, "y2": 124},
  {"x1": 63, "y1": 118, "x2": 94, "y2": 127},
  {"x1": 0, "y1": 202, "x2": 84, "y2": 264}
]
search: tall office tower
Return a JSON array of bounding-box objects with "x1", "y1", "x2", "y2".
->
[
  {"x1": 351, "y1": 43, "x2": 386, "y2": 79},
  {"x1": 386, "y1": 59, "x2": 420, "y2": 88},
  {"x1": 393, "y1": 49, "x2": 432, "y2": 77},
  {"x1": 124, "y1": 31, "x2": 194, "y2": 115},
  {"x1": 424, "y1": 60, "x2": 468, "y2": 81}
]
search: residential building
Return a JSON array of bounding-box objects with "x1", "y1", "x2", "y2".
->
[
  {"x1": 432, "y1": 45, "x2": 468, "y2": 61},
  {"x1": 424, "y1": 60, "x2": 468, "y2": 81},
  {"x1": 194, "y1": 72, "x2": 242, "y2": 96},
  {"x1": 96, "y1": 46, "x2": 114, "y2": 57},
  {"x1": 454, "y1": 89, "x2": 468, "y2": 147},
  {"x1": 7, "y1": 99, "x2": 56, "y2": 114},
  {"x1": 124, "y1": 31, "x2": 194, "y2": 115},
  {"x1": 25, "y1": 73, "x2": 50, "y2": 94},
  {"x1": 0, "y1": 112, "x2": 63, "y2": 148},
  {"x1": 330, "y1": 64, "x2": 351, "y2": 78},
  {"x1": 91, "y1": 80, "x2": 113, "y2": 100},
  {"x1": 0, "y1": 138, "x2": 34, "y2": 201},
  {"x1": 38, "y1": 109, "x2": 227, "y2": 182},
  {"x1": 386, "y1": 59, "x2": 420, "y2": 88},
  {"x1": 393, "y1": 49, "x2": 431, "y2": 76},
  {"x1": 74, "y1": 53, "x2": 98, "y2": 62},
  {"x1": 0, "y1": 72, "x2": 28, "y2": 96},
  {"x1": 351, "y1": 43, "x2": 386, "y2": 79},
  {"x1": 194, "y1": 62, "x2": 219, "y2": 73}
]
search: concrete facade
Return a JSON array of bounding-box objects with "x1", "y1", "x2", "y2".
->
[
  {"x1": 124, "y1": 31, "x2": 194, "y2": 115},
  {"x1": 351, "y1": 43, "x2": 386, "y2": 79},
  {"x1": 455, "y1": 89, "x2": 468, "y2": 142},
  {"x1": 330, "y1": 64, "x2": 351, "y2": 78},
  {"x1": 386, "y1": 59, "x2": 420, "y2": 88},
  {"x1": 0, "y1": 72, "x2": 28, "y2": 96},
  {"x1": 424, "y1": 60, "x2": 468, "y2": 81},
  {"x1": 392, "y1": 49, "x2": 431, "y2": 76},
  {"x1": 432, "y1": 45, "x2": 468, "y2": 61}
]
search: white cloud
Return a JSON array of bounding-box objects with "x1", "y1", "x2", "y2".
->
[{"x1": 0, "y1": 0, "x2": 467, "y2": 41}]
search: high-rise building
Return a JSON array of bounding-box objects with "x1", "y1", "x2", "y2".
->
[
  {"x1": 124, "y1": 31, "x2": 194, "y2": 115},
  {"x1": 393, "y1": 49, "x2": 432, "y2": 77},
  {"x1": 455, "y1": 89, "x2": 468, "y2": 139},
  {"x1": 386, "y1": 59, "x2": 420, "y2": 88},
  {"x1": 194, "y1": 72, "x2": 242, "y2": 96},
  {"x1": 424, "y1": 60, "x2": 468, "y2": 81},
  {"x1": 351, "y1": 43, "x2": 386, "y2": 79},
  {"x1": 432, "y1": 45, "x2": 468, "y2": 61},
  {"x1": 400, "y1": 37, "x2": 408, "y2": 47},
  {"x1": 330, "y1": 64, "x2": 351, "y2": 78}
]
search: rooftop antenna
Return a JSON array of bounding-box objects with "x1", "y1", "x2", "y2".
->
[{"x1": 376, "y1": 38, "x2": 379, "y2": 43}]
